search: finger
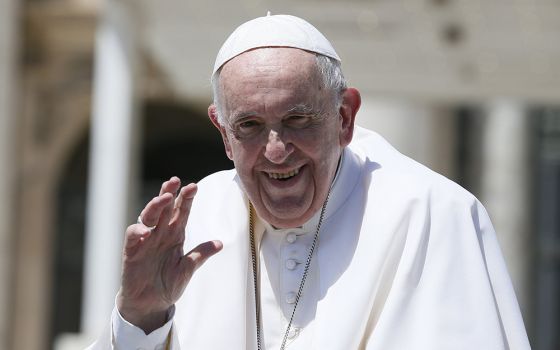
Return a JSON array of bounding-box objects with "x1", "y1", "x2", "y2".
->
[
  {"x1": 170, "y1": 183, "x2": 198, "y2": 228},
  {"x1": 181, "y1": 240, "x2": 223, "y2": 275},
  {"x1": 123, "y1": 224, "x2": 153, "y2": 259},
  {"x1": 157, "y1": 194, "x2": 178, "y2": 230},
  {"x1": 159, "y1": 176, "x2": 181, "y2": 196},
  {"x1": 155, "y1": 177, "x2": 182, "y2": 229},
  {"x1": 139, "y1": 193, "x2": 174, "y2": 228},
  {"x1": 124, "y1": 224, "x2": 152, "y2": 248}
]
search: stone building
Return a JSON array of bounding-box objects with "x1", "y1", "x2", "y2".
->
[{"x1": 0, "y1": 0, "x2": 559, "y2": 349}]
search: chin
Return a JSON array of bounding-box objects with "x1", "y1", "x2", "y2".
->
[
  {"x1": 268, "y1": 218, "x2": 306, "y2": 229},
  {"x1": 262, "y1": 208, "x2": 311, "y2": 228},
  {"x1": 261, "y1": 200, "x2": 309, "y2": 224}
]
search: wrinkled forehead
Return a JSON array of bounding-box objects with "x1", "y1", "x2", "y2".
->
[
  {"x1": 217, "y1": 48, "x2": 324, "y2": 106},
  {"x1": 217, "y1": 48, "x2": 328, "y2": 116},
  {"x1": 220, "y1": 47, "x2": 318, "y2": 80}
]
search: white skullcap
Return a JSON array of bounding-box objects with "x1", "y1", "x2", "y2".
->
[{"x1": 212, "y1": 13, "x2": 340, "y2": 76}]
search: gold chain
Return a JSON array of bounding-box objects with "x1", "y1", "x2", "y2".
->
[
  {"x1": 250, "y1": 189, "x2": 331, "y2": 350},
  {"x1": 164, "y1": 326, "x2": 172, "y2": 350}
]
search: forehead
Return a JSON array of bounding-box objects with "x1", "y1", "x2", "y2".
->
[
  {"x1": 218, "y1": 48, "x2": 325, "y2": 116},
  {"x1": 220, "y1": 47, "x2": 318, "y2": 79}
]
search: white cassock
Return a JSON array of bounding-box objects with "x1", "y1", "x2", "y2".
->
[{"x1": 90, "y1": 126, "x2": 530, "y2": 350}]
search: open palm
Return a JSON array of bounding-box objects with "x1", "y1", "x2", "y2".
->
[{"x1": 117, "y1": 177, "x2": 222, "y2": 333}]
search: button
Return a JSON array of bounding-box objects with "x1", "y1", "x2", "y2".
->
[
  {"x1": 287, "y1": 327, "x2": 300, "y2": 339},
  {"x1": 286, "y1": 233, "x2": 297, "y2": 243},
  {"x1": 286, "y1": 292, "x2": 297, "y2": 304},
  {"x1": 285, "y1": 259, "x2": 297, "y2": 270}
]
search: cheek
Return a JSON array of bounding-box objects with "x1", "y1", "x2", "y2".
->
[
  {"x1": 231, "y1": 141, "x2": 260, "y2": 173},
  {"x1": 309, "y1": 137, "x2": 342, "y2": 175},
  {"x1": 301, "y1": 131, "x2": 339, "y2": 159}
]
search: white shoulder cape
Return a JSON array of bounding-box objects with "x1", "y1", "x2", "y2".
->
[{"x1": 92, "y1": 126, "x2": 530, "y2": 349}]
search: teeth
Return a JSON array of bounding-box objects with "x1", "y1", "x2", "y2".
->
[{"x1": 268, "y1": 167, "x2": 300, "y2": 180}]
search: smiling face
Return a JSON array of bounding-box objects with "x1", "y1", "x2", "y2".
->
[{"x1": 209, "y1": 48, "x2": 359, "y2": 228}]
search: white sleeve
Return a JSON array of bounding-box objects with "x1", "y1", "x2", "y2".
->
[{"x1": 111, "y1": 306, "x2": 174, "y2": 350}]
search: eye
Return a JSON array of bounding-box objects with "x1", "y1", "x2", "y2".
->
[
  {"x1": 285, "y1": 115, "x2": 312, "y2": 128},
  {"x1": 239, "y1": 120, "x2": 260, "y2": 129},
  {"x1": 232, "y1": 118, "x2": 264, "y2": 138}
]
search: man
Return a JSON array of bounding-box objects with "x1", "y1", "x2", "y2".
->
[{"x1": 90, "y1": 14, "x2": 530, "y2": 349}]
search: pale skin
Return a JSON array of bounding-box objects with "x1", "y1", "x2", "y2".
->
[
  {"x1": 117, "y1": 178, "x2": 223, "y2": 332},
  {"x1": 117, "y1": 47, "x2": 361, "y2": 333}
]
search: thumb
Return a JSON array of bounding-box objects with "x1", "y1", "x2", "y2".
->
[{"x1": 181, "y1": 240, "x2": 223, "y2": 275}]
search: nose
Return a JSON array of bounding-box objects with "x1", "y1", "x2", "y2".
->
[{"x1": 264, "y1": 129, "x2": 293, "y2": 164}]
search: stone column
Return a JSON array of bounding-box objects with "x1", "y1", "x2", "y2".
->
[
  {"x1": 0, "y1": 0, "x2": 20, "y2": 348},
  {"x1": 479, "y1": 101, "x2": 532, "y2": 327},
  {"x1": 357, "y1": 97, "x2": 458, "y2": 180},
  {"x1": 81, "y1": 0, "x2": 140, "y2": 339}
]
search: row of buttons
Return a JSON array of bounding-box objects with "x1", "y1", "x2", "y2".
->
[
  {"x1": 282, "y1": 230, "x2": 307, "y2": 341},
  {"x1": 285, "y1": 232, "x2": 299, "y2": 305}
]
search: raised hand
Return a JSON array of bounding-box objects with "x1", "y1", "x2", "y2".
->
[{"x1": 117, "y1": 177, "x2": 223, "y2": 333}]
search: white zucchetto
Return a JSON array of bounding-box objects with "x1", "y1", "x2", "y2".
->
[{"x1": 212, "y1": 13, "x2": 341, "y2": 76}]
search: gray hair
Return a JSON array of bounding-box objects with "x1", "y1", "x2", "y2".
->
[{"x1": 211, "y1": 53, "x2": 347, "y2": 126}]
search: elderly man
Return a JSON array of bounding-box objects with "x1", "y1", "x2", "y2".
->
[{"x1": 91, "y1": 14, "x2": 530, "y2": 350}]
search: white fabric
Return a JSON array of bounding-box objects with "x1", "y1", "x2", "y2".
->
[
  {"x1": 258, "y1": 197, "x2": 323, "y2": 348},
  {"x1": 212, "y1": 14, "x2": 340, "y2": 76},
  {"x1": 111, "y1": 307, "x2": 172, "y2": 350},
  {"x1": 89, "y1": 126, "x2": 530, "y2": 350},
  {"x1": 257, "y1": 153, "x2": 345, "y2": 348}
]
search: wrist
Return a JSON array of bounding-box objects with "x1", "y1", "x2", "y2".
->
[{"x1": 117, "y1": 294, "x2": 172, "y2": 334}]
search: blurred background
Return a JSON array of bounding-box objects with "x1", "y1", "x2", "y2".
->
[{"x1": 0, "y1": 0, "x2": 559, "y2": 349}]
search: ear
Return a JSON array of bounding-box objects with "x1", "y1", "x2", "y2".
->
[
  {"x1": 338, "y1": 87, "x2": 361, "y2": 147},
  {"x1": 208, "y1": 104, "x2": 233, "y2": 160}
]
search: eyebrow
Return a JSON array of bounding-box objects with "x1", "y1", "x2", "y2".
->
[
  {"x1": 229, "y1": 111, "x2": 258, "y2": 124},
  {"x1": 286, "y1": 103, "x2": 319, "y2": 115},
  {"x1": 228, "y1": 103, "x2": 323, "y2": 126}
]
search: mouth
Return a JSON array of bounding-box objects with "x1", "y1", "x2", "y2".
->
[{"x1": 266, "y1": 167, "x2": 301, "y2": 181}]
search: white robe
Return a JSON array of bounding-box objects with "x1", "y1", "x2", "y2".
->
[{"x1": 90, "y1": 126, "x2": 530, "y2": 349}]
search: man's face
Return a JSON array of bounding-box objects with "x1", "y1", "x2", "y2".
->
[{"x1": 209, "y1": 48, "x2": 356, "y2": 228}]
